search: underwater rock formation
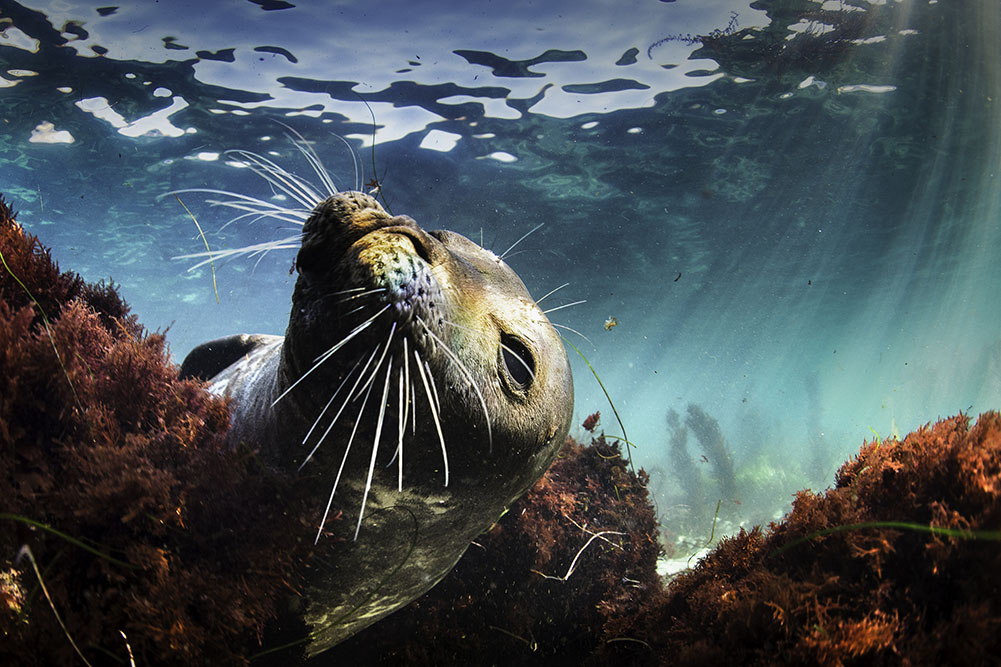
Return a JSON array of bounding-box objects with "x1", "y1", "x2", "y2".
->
[{"x1": 0, "y1": 198, "x2": 316, "y2": 666}]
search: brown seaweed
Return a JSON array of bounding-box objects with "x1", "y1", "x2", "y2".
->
[{"x1": 0, "y1": 197, "x2": 315, "y2": 666}]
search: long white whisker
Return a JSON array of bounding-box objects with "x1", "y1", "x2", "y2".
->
[
  {"x1": 205, "y1": 198, "x2": 310, "y2": 226},
  {"x1": 403, "y1": 337, "x2": 411, "y2": 430},
  {"x1": 342, "y1": 304, "x2": 371, "y2": 318},
  {"x1": 410, "y1": 379, "x2": 417, "y2": 435},
  {"x1": 417, "y1": 318, "x2": 493, "y2": 452},
  {"x1": 348, "y1": 135, "x2": 363, "y2": 192},
  {"x1": 329, "y1": 132, "x2": 360, "y2": 195},
  {"x1": 400, "y1": 337, "x2": 410, "y2": 489},
  {"x1": 225, "y1": 149, "x2": 324, "y2": 210},
  {"x1": 165, "y1": 188, "x2": 308, "y2": 219},
  {"x1": 300, "y1": 357, "x2": 363, "y2": 449},
  {"x1": 552, "y1": 322, "x2": 593, "y2": 347},
  {"x1": 300, "y1": 347, "x2": 380, "y2": 470},
  {"x1": 175, "y1": 236, "x2": 302, "y2": 270},
  {"x1": 335, "y1": 288, "x2": 386, "y2": 305},
  {"x1": 542, "y1": 299, "x2": 586, "y2": 315},
  {"x1": 500, "y1": 222, "x2": 544, "y2": 260},
  {"x1": 439, "y1": 317, "x2": 488, "y2": 336},
  {"x1": 424, "y1": 359, "x2": 442, "y2": 414},
  {"x1": 414, "y1": 348, "x2": 449, "y2": 487},
  {"x1": 536, "y1": 282, "x2": 570, "y2": 304},
  {"x1": 311, "y1": 303, "x2": 391, "y2": 366},
  {"x1": 396, "y1": 365, "x2": 404, "y2": 492},
  {"x1": 210, "y1": 205, "x2": 307, "y2": 231},
  {"x1": 272, "y1": 304, "x2": 390, "y2": 407},
  {"x1": 351, "y1": 323, "x2": 395, "y2": 399},
  {"x1": 355, "y1": 357, "x2": 394, "y2": 540},
  {"x1": 275, "y1": 122, "x2": 343, "y2": 198},
  {"x1": 314, "y1": 361, "x2": 379, "y2": 545},
  {"x1": 328, "y1": 286, "x2": 368, "y2": 296}
]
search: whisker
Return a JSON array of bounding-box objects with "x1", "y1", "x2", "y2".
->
[
  {"x1": 552, "y1": 322, "x2": 594, "y2": 347},
  {"x1": 536, "y1": 282, "x2": 570, "y2": 304},
  {"x1": 335, "y1": 287, "x2": 387, "y2": 305},
  {"x1": 439, "y1": 317, "x2": 489, "y2": 336},
  {"x1": 424, "y1": 359, "x2": 442, "y2": 414},
  {"x1": 341, "y1": 304, "x2": 371, "y2": 318},
  {"x1": 329, "y1": 131, "x2": 361, "y2": 194},
  {"x1": 165, "y1": 187, "x2": 309, "y2": 220},
  {"x1": 417, "y1": 318, "x2": 493, "y2": 452},
  {"x1": 275, "y1": 122, "x2": 343, "y2": 197},
  {"x1": 355, "y1": 357, "x2": 394, "y2": 540},
  {"x1": 314, "y1": 360, "x2": 379, "y2": 545},
  {"x1": 312, "y1": 304, "x2": 390, "y2": 366},
  {"x1": 500, "y1": 222, "x2": 544, "y2": 260},
  {"x1": 328, "y1": 286, "x2": 368, "y2": 296},
  {"x1": 300, "y1": 347, "x2": 380, "y2": 470},
  {"x1": 386, "y1": 336, "x2": 411, "y2": 476},
  {"x1": 414, "y1": 348, "x2": 449, "y2": 487},
  {"x1": 205, "y1": 199, "x2": 311, "y2": 228},
  {"x1": 300, "y1": 357, "x2": 362, "y2": 449},
  {"x1": 175, "y1": 235, "x2": 301, "y2": 270},
  {"x1": 396, "y1": 364, "x2": 405, "y2": 492},
  {"x1": 210, "y1": 206, "x2": 307, "y2": 232},
  {"x1": 351, "y1": 322, "x2": 395, "y2": 400},
  {"x1": 542, "y1": 299, "x2": 586, "y2": 315},
  {"x1": 410, "y1": 379, "x2": 418, "y2": 435},
  {"x1": 272, "y1": 303, "x2": 389, "y2": 407},
  {"x1": 400, "y1": 337, "x2": 411, "y2": 489},
  {"x1": 225, "y1": 148, "x2": 325, "y2": 210}
]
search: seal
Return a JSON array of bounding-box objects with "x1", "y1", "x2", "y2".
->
[{"x1": 180, "y1": 184, "x2": 573, "y2": 655}]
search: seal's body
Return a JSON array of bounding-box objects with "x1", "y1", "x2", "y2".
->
[{"x1": 181, "y1": 191, "x2": 573, "y2": 655}]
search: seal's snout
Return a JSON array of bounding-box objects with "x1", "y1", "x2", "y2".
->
[{"x1": 356, "y1": 229, "x2": 443, "y2": 328}]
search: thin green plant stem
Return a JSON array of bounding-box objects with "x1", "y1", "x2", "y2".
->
[
  {"x1": 17, "y1": 545, "x2": 94, "y2": 667},
  {"x1": 174, "y1": 194, "x2": 219, "y2": 304},
  {"x1": 1, "y1": 514, "x2": 135, "y2": 569},
  {"x1": 687, "y1": 499, "x2": 722, "y2": 568},
  {"x1": 0, "y1": 247, "x2": 82, "y2": 411},
  {"x1": 772, "y1": 520, "x2": 1001, "y2": 557},
  {"x1": 562, "y1": 337, "x2": 636, "y2": 475}
]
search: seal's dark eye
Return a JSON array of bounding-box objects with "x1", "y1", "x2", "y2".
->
[{"x1": 500, "y1": 333, "x2": 535, "y2": 392}]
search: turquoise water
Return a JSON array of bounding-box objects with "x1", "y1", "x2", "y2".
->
[{"x1": 2, "y1": 0, "x2": 999, "y2": 534}]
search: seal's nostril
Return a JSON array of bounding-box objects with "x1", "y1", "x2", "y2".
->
[{"x1": 408, "y1": 233, "x2": 432, "y2": 264}]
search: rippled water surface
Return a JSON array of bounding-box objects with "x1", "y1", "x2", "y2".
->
[{"x1": 2, "y1": 0, "x2": 999, "y2": 536}]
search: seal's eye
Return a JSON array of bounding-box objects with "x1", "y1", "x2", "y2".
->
[{"x1": 499, "y1": 333, "x2": 535, "y2": 392}]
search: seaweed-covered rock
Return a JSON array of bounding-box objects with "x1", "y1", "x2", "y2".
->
[
  {"x1": 0, "y1": 197, "x2": 315, "y2": 666},
  {"x1": 602, "y1": 412, "x2": 1001, "y2": 666}
]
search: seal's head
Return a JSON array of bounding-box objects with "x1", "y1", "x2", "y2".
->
[{"x1": 284, "y1": 191, "x2": 572, "y2": 496}]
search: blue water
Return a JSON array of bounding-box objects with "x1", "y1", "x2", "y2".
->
[{"x1": 2, "y1": 0, "x2": 999, "y2": 535}]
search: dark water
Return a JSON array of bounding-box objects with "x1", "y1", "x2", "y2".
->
[{"x1": 2, "y1": 0, "x2": 999, "y2": 535}]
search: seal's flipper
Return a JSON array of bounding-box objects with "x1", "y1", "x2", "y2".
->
[{"x1": 179, "y1": 334, "x2": 283, "y2": 381}]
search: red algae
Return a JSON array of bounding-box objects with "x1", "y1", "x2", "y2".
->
[
  {"x1": 0, "y1": 198, "x2": 314, "y2": 666},
  {"x1": 600, "y1": 412, "x2": 1001, "y2": 666}
]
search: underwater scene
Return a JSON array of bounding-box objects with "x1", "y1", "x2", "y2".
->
[{"x1": 2, "y1": 0, "x2": 1000, "y2": 664}]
